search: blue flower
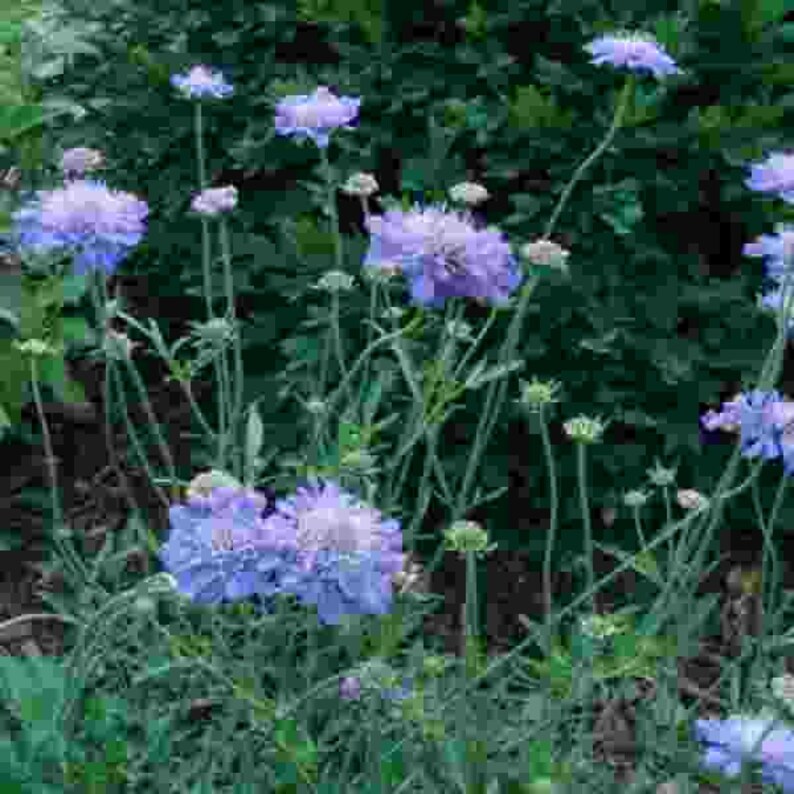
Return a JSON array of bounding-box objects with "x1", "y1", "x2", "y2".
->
[
  {"x1": 158, "y1": 486, "x2": 301, "y2": 607},
  {"x1": 745, "y1": 152, "x2": 794, "y2": 205},
  {"x1": 170, "y1": 65, "x2": 234, "y2": 100},
  {"x1": 584, "y1": 32, "x2": 681, "y2": 79},
  {"x1": 260, "y1": 479, "x2": 405, "y2": 625},
  {"x1": 363, "y1": 203, "x2": 521, "y2": 308},
  {"x1": 274, "y1": 86, "x2": 360, "y2": 149},
  {"x1": 12, "y1": 179, "x2": 148, "y2": 276},
  {"x1": 693, "y1": 717, "x2": 794, "y2": 792}
]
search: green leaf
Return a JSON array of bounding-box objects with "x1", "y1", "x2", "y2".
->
[
  {"x1": 245, "y1": 404, "x2": 264, "y2": 484},
  {"x1": 0, "y1": 105, "x2": 42, "y2": 143}
]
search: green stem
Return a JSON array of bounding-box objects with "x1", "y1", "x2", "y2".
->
[
  {"x1": 539, "y1": 404, "x2": 559, "y2": 657},
  {"x1": 576, "y1": 444, "x2": 595, "y2": 617}
]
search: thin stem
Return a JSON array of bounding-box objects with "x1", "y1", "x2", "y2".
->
[{"x1": 576, "y1": 444, "x2": 595, "y2": 617}]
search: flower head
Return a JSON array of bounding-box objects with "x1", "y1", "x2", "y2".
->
[
  {"x1": 170, "y1": 65, "x2": 234, "y2": 100},
  {"x1": 12, "y1": 179, "x2": 148, "y2": 276},
  {"x1": 60, "y1": 147, "x2": 104, "y2": 179},
  {"x1": 519, "y1": 238, "x2": 571, "y2": 274},
  {"x1": 259, "y1": 479, "x2": 404, "y2": 625},
  {"x1": 563, "y1": 414, "x2": 607, "y2": 444},
  {"x1": 341, "y1": 172, "x2": 379, "y2": 198},
  {"x1": 517, "y1": 376, "x2": 562, "y2": 412},
  {"x1": 339, "y1": 675, "x2": 362, "y2": 701},
  {"x1": 363, "y1": 203, "x2": 521, "y2": 308},
  {"x1": 190, "y1": 186, "x2": 238, "y2": 217},
  {"x1": 693, "y1": 716, "x2": 794, "y2": 791},
  {"x1": 274, "y1": 86, "x2": 360, "y2": 149},
  {"x1": 585, "y1": 32, "x2": 681, "y2": 79},
  {"x1": 448, "y1": 181, "x2": 490, "y2": 206},
  {"x1": 158, "y1": 486, "x2": 299, "y2": 607},
  {"x1": 745, "y1": 152, "x2": 794, "y2": 204},
  {"x1": 676, "y1": 489, "x2": 708, "y2": 511}
]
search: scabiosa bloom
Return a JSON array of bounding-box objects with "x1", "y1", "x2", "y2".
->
[
  {"x1": 693, "y1": 716, "x2": 794, "y2": 792},
  {"x1": 745, "y1": 152, "x2": 794, "y2": 204},
  {"x1": 60, "y1": 147, "x2": 104, "y2": 180},
  {"x1": 158, "y1": 486, "x2": 300, "y2": 608},
  {"x1": 260, "y1": 479, "x2": 405, "y2": 625},
  {"x1": 743, "y1": 225, "x2": 794, "y2": 277},
  {"x1": 190, "y1": 185, "x2": 238, "y2": 216},
  {"x1": 12, "y1": 179, "x2": 148, "y2": 276},
  {"x1": 274, "y1": 86, "x2": 361, "y2": 149},
  {"x1": 584, "y1": 32, "x2": 681, "y2": 79},
  {"x1": 170, "y1": 65, "x2": 234, "y2": 100},
  {"x1": 363, "y1": 203, "x2": 521, "y2": 308}
]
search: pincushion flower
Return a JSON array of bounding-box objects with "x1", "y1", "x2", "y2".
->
[
  {"x1": 260, "y1": 479, "x2": 404, "y2": 625},
  {"x1": 585, "y1": 32, "x2": 681, "y2": 79},
  {"x1": 61, "y1": 147, "x2": 104, "y2": 179},
  {"x1": 745, "y1": 152, "x2": 794, "y2": 204},
  {"x1": 693, "y1": 716, "x2": 794, "y2": 791},
  {"x1": 158, "y1": 486, "x2": 301, "y2": 607},
  {"x1": 274, "y1": 86, "x2": 361, "y2": 149},
  {"x1": 170, "y1": 65, "x2": 234, "y2": 100},
  {"x1": 12, "y1": 179, "x2": 148, "y2": 276},
  {"x1": 363, "y1": 203, "x2": 521, "y2": 308},
  {"x1": 190, "y1": 185, "x2": 238, "y2": 216}
]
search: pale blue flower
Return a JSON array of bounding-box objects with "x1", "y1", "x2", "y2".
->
[
  {"x1": 745, "y1": 152, "x2": 794, "y2": 204},
  {"x1": 363, "y1": 202, "x2": 521, "y2": 308},
  {"x1": 60, "y1": 147, "x2": 104, "y2": 179},
  {"x1": 170, "y1": 65, "x2": 234, "y2": 100},
  {"x1": 12, "y1": 179, "x2": 148, "y2": 275},
  {"x1": 584, "y1": 32, "x2": 681, "y2": 79},
  {"x1": 274, "y1": 86, "x2": 360, "y2": 149}
]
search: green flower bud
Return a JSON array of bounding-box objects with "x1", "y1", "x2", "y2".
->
[{"x1": 563, "y1": 415, "x2": 606, "y2": 444}]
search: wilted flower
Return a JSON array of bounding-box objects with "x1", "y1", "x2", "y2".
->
[
  {"x1": 745, "y1": 152, "x2": 794, "y2": 205},
  {"x1": 392, "y1": 552, "x2": 428, "y2": 595},
  {"x1": 12, "y1": 179, "x2": 148, "y2": 276},
  {"x1": 158, "y1": 486, "x2": 301, "y2": 607},
  {"x1": 274, "y1": 86, "x2": 361, "y2": 149},
  {"x1": 259, "y1": 479, "x2": 404, "y2": 625},
  {"x1": 563, "y1": 415, "x2": 607, "y2": 444},
  {"x1": 170, "y1": 65, "x2": 234, "y2": 100},
  {"x1": 448, "y1": 181, "x2": 490, "y2": 206},
  {"x1": 363, "y1": 203, "x2": 521, "y2": 308},
  {"x1": 61, "y1": 147, "x2": 104, "y2": 179},
  {"x1": 692, "y1": 716, "x2": 794, "y2": 791},
  {"x1": 519, "y1": 239, "x2": 571, "y2": 273},
  {"x1": 190, "y1": 186, "x2": 238, "y2": 216},
  {"x1": 676, "y1": 489, "x2": 708, "y2": 511},
  {"x1": 314, "y1": 270, "x2": 355, "y2": 293},
  {"x1": 341, "y1": 172, "x2": 379, "y2": 198},
  {"x1": 584, "y1": 32, "x2": 681, "y2": 79}
]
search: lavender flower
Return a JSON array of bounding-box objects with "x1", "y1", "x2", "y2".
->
[
  {"x1": 12, "y1": 179, "x2": 148, "y2": 276},
  {"x1": 584, "y1": 32, "x2": 681, "y2": 79},
  {"x1": 693, "y1": 716, "x2": 794, "y2": 792},
  {"x1": 274, "y1": 86, "x2": 361, "y2": 149},
  {"x1": 339, "y1": 676, "x2": 362, "y2": 701},
  {"x1": 190, "y1": 185, "x2": 238, "y2": 216},
  {"x1": 170, "y1": 65, "x2": 234, "y2": 100},
  {"x1": 363, "y1": 203, "x2": 521, "y2": 308},
  {"x1": 260, "y1": 479, "x2": 404, "y2": 625},
  {"x1": 60, "y1": 147, "x2": 104, "y2": 179},
  {"x1": 158, "y1": 486, "x2": 300, "y2": 607},
  {"x1": 745, "y1": 152, "x2": 794, "y2": 204}
]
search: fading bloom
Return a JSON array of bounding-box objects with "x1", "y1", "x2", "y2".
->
[
  {"x1": 448, "y1": 181, "x2": 490, "y2": 206},
  {"x1": 190, "y1": 186, "x2": 238, "y2": 216},
  {"x1": 745, "y1": 152, "x2": 794, "y2": 205},
  {"x1": 520, "y1": 239, "x2": 571, "y2": 273},
  {"x1": 158, "y1": 486, "x2": 300, "y2": 607},
  {"x1": 693, "y1": 716, "x2": 794, "y2": 791},
  {"x1": 170, "y1": 65, "x2": 234, "y2": 100},
  {"x1": 12, "y1": 179, "x2": 148, "y2": 276},
  {"x1": 676, "y1": 489, "x2": 708, "y2": 511},
  {"x1": 259, "y1": 479, "x2": 404, "y2": 625},
  {"x1": 274, "y1": 86, "x2": 361, "y2": 149},
  {"x1": 341, "y1": 172, "x2": 379, "y2": 198},
  {"x1": 363, "y1": 203, "x2": 521, "y2": 308},
  {"x1": 61, "y1": 147, "x2": 104, "y2": 179},
  {"x1": 585, "y1": 32, "x2": 681, "y2": 79}
]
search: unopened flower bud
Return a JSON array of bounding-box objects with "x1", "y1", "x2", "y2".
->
[{"x1": 563, "y1": 415, "x2": 606, "y2": 444}]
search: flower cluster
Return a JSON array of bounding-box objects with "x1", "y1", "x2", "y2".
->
[
  {"x1": 159, "y1": 478, "x2": 405, "y2": 625},
  {"x1": 363, "y1": 203, "x2": 521, "y2": 307},
  {"x1": 12, "y1": 179, "x2": 148, "y2": 275},
  {"x1": 701, "y1": 389, "x2": 794, "y2": 476},
  {"x1": 693, "y1": 716, "x2": 794, "y2": 791}
]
